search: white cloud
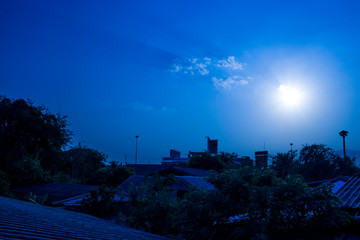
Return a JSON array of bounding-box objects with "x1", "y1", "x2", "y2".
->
[
  {"x1": 196, "y1": 63, "x2": 209, "y2": 75},
  {"x1": 216, "y1": 56, "x2": 244, "y2": 70},
  {"x1": 170, "y1": 57, "x2": 211, "y2": 76},
  {"x1": 203, "y1": 57, "x2": 212, "y2": 64},
  {"x1": 212, "y1": 76, "x2": 249, "y2": 90},
  {"x1": 171, "y1": 64, "x2": 182, "y2": 73},
  {"x1": 171, "y1": 56, "x2": 251, "y2": 90}
]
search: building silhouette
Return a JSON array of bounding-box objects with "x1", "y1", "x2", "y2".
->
[
  {"x1": 255, "y1": 151, "x2": 268, "y2": 168},
  {"x1": 162, "y1": 149, "x2": 189, "y2": 165},
  {"x1": 207, "y1": 137, "x2": 218, "y2": 155}
]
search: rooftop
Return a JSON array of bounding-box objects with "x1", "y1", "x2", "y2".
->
[
  {"x1": 0, "y1": 196, "x2": 169, "y2": 240},
  {"x1": 336, "y1": 175, "x2": 360, "y2": 209},
  {"x1": 12, "y1": 182, "x2": 99, "y2": 205}
]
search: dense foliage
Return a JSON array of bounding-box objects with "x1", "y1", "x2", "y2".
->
[
  {"x1": 119, "y1": 168, "x2": 351, "y2": 239},
  {"x1": 122, "y1": 175, "x2": 179, "y2": 236},
  {"x1": 0, "y1": 96, "x2": 71, "y2": 187},
  {"x1": 0, "y1": 96, "x2": 133, "y2": 190},
  {"x1": 95, "y1": 161, "x2": 135, "y2": 187},
  {"x1": 60, "y1": 145, "x2": 107, "y2": 184},
  {"x1": 0, "y1": 170, "x2": 12, "y2": 197},
  {"x1": 81, "y1": 185, "x2": 117, "y2": 218},
  {"x1": 271, "y1": 144, "x2": 360, "y2": 181},
  {"x1": 188, "y1": 151, "x2": 237, "y2": 171}
]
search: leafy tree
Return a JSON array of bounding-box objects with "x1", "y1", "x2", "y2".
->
[
  {"x1": 271, "y1": 151, "x2": 297, "y2": 178},
  {"x1": 60, "y1": 144, "x2": 107, "y2": 184},
  {"x1": 298, "y1": 144, "x2": 340, "y2": 181},
  {"x1": 206, "y1": 168, "x2": 349, "y2": 239},
  {"x1": 95, "y1": 161, "x2": 135, "y2": 187},
  {"x1": 272, "y1": 144, "x2": 360, "y2": 182},
  {"x1": 81, "y1": 185, "x2": 116, "y2": 218},
  {"x1": 120, "y1": 167, "x2": 350, "y2": 239},
  {"x1": 0, "y1": 170, "x2": 12, "y2": 197},
  {"x1": 333, "y1": 155, "x2": 360, "y2": 176},
  {"x1": 188, "y1": 152, "x2": 226, "y2": 171},
  {"x1": 0, "y1": 96, "x2": 129, "y2": 187},
  {"x1": 120, "y1": 175, "x2": 179, "y2": 237},
  {"x1": 218, "y1": 152, "x2": 237, "y2": 165},
  {"x1": 0, "y1": 96, "x2": 71, "y2": 186}
]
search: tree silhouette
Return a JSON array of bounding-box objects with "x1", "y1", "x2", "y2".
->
[
  {"x1": 0, "y1": 96, "x2": 71, "y2": 186},
  {"x1": 271, "y1": 151, "x2": 297, "y2": 178}
]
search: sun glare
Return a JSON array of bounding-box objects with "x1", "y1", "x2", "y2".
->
[{"x1": 278, "y1": 84, "x2": 303, "y2": 108}]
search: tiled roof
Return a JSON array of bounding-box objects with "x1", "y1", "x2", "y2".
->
[
  {"x1": 0, "y1": 196, "x2": 169, "y2": 240},
  {"x1": 336, "y1": 175, "x2": 360, "y2": 209}
]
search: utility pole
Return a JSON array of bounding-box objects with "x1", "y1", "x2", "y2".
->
[
  {"x1": 135, "y1": 135, "x2": 139, "y2": 164},
  {"x1": 290, "y1": 143, "x2": 293, "y2": 158},
  {"x1": 339, "y1": 130, "x2": 348, "y2": 160}
]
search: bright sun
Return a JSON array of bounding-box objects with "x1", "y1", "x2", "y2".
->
[{"x1": 278, "y1": 84, "x2": 302, "y2": 108}]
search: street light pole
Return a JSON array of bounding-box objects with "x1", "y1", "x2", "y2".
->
[
  {"x1": 339, "y1": 130, "x2": 348, "y2": 160},
  {"x1": 135, "y1": 135, "x2": 139, "y2": 164}
]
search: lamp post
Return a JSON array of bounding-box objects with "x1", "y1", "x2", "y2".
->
[
  {"x1": 339, "y1": 130, "x2": 348, "y2": 160},
  {"x1": 135, "y1": 135, "x2": 139, "y2": 164}
]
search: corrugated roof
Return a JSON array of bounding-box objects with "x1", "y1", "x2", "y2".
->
[
  {"x1": 125, "y1": 164, "x2": 167, "y2": 176},
  {"x1": 0, "y1": 196, "x2": 169, "y2": 240},
  {"x1": 117, "y1": 175, "x2": 214, "y2": 195},
  {"x1": 117, "y1": 175, "x2": 146, "y2": 193},
  {"x1": 175, "y1": 176, "x2": 214, "y2": 191},
  {"x1": 172, "y1": 167, "x2": 210, "y2": 176},
  {"x1": 12, "y1": 182, "x2": 99, "y2": 204},
  {"x1": 306, "y1": 176, "x2": 350, "y2": 193},
  {"x1": 125, "y1": 164, "x2": 210, "y2": 177},
  {"x1": 336, "y1": 175, "x2": 360, "y2": 209}
]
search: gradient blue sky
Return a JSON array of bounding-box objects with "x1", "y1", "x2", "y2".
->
[{"x1": 1, "y1": 0, "x2": 360, "y2": 163}]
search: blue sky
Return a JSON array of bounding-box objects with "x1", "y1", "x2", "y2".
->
[{"x1": 1, "y1": 0, "x2": 360, "y2": 163}]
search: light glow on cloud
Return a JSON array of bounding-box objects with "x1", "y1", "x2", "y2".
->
[
  {"x1": 212, "y1": 76, "x2": 249, "y2": 90},
  {"x1": 171, "y1": 57, "x2": 211, "y2": 76},
  {"x1": 171, "y1": 56, "x2": 250, "y2": 90},
  {"x1": 216, "y1": 56, "x2": 244, "y2": 70}
]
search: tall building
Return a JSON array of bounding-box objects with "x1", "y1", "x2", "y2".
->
[
  {"x1": 207, "y1": 137, "x2": 218, "y2": 155},
  {"x1": 170, "y1": 149, "x2": 181, "y2": 158},
  {"x1": 255, "y1": 151, "x2": 268, "y2": 168},
  {"x1": 162, "y1": 149, "x2": 189, "y2": 165}
]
